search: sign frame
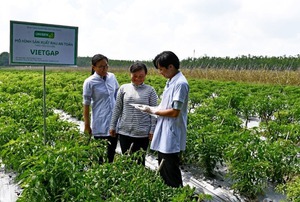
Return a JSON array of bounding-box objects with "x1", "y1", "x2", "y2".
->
[{"x1": 10, "y1": 20, "x2": 78, "y2": 66}]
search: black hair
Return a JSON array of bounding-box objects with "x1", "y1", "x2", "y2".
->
[
  {"x1": 153, "y1": 51, "x2": 180, "y2": 69},
  {"x1": 129, "y1": 61, "x2": 148, "y2": 74},
  {"x1": 91, "y1": 54, "x2": 109, "y2": 75}
]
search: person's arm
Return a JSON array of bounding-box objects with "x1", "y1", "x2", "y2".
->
[
  {"x1": 83, "y1": 79, "x2": 92, "y2": 135},
  {"x1": 141, "y1": 104, "x2": 181, "y2": 117},
  {"x1": 147, "y1": 100, "x2": 182, "y2": 117},
  {"x1": 83, "y1": 105, "x2": 92, "y2": 134},
  {"x1": 155, "y1": 82, "x2": 187, "y2": 118},
  {"x1": 155, "y1": 108, "x2": 180, "y2": 117},
  {"x1": 110, "y1": 78, "x2": 120, "y2": 137},
  {"x1": 109, "y1": 87, "x2": 123, "y2": 137},
  {"x1": 148, "y1": 88, "x2": 158, "y2": 140}
]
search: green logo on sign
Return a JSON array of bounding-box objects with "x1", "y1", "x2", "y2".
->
[{"x1": 34, "y1": 31, "x2": 55, "y2": 39}]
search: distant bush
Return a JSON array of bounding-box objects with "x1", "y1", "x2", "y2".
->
[{"x1": 0, "y1": 52, "x2": 9, "y2": 66}]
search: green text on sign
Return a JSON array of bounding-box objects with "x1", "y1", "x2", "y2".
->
[{"x1": 34, "y1": 31, "x2": 55, "y2": 39}]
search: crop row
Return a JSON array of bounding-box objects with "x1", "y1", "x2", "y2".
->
[{"x1": 187, "y1": 79, "x2": 300, "y2": 199}]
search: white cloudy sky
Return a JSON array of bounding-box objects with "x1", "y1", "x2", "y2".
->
[{"x1": 1, "y1": 0, "x2": 300, "y2": 60}]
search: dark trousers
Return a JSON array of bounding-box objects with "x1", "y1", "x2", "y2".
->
[
  {"x1": 94, "y1": 135, "x2": 118, "y2": 163},
  {"x1": 158, "y1": 152, "x2": 183, "y2": 188},
  {"x1": 119, "y1": 134, "x2": 149, "y2": 166}
]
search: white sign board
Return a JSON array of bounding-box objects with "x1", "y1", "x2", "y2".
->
[{"x1": 10, "y1": 21, "x2": 78, "y2": 66}]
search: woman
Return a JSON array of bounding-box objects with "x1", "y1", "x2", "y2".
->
[
  {"x1": 83, "y1": 54, "x2": 119, "y2": 163},
  {"x1": 109, "y1": 62, "x2": 158, "y2": 165}
]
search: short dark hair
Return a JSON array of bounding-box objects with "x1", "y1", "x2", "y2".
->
[
  {"x1": 153, "y1": 51, "x2": 180, "y2": 69},
  {"x1": 129, "y1": 61, "x2": 148, "y2": 74}
]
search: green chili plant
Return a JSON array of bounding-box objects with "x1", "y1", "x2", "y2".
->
[
  {"x1": 224, "y1": 130, "x2": 271, "y2": 199},
  {"x1": 276, "y1": 175, "x2": 300, "y2": 202}
]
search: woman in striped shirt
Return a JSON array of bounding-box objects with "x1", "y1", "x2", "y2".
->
[{"x1": 109, "y1": 62, "x2": 158, "y2": 165}]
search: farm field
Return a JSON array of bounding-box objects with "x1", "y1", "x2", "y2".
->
[{"x1": 0, "y1": 67, "x2": 299, "y2": 201}]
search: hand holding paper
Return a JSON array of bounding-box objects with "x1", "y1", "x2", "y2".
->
[
  {"x1": 141, "y1": 106, "x2": 158, "y2": 114},
  {"x1": 130, "y1": 104, "x2": 159, "y2": 117}
]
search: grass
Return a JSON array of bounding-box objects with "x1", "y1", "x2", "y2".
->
[
  {"x1": 179, "y1": 68, "x2": 300, "y2": 86},
  {"x1": 2, "y1": 65, "x2": 300, "y2": 86}
]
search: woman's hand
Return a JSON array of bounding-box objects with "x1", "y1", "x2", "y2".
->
[
  {"x1": 149, "y1": 133, "x2": 153, "y2": 141},
  {"x1": 110, "y1": 129, "x2": 117, "y2": 137}
]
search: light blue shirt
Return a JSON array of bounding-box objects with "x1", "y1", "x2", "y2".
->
[
  {"x1": 150, "y1": 71, "x2": 189, "y2": 153},
  {"x1": 83, "y1": 72, "x2": 119, "y2": 136}
]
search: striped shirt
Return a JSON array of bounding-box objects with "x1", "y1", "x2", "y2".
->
[{"x1": 110, "y1": 83, "x2": 158, "y2": 138}]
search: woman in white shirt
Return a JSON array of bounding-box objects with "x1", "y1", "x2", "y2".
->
[{"x1": 83, "y1": 54, "x2": 119, "y2": 163}]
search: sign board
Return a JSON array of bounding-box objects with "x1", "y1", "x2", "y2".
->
[{"x1": 10, "y1": 20, "x2": 78, "y2": 66}]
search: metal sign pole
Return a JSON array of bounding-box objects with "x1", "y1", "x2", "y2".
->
[{"x1": 43, "y1": 65, "x2": 47, "y2": 144}]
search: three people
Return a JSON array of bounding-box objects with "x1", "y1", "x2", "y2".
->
[
  {"x1": 82, "y1": 54, "x2": 119, "y2": 163},
  {"x1": 83, "y1": 51, "x2": 189, "y2": 188},
  {"x1": 109, "y1": 62, "x2": 158, "y2": 165}
]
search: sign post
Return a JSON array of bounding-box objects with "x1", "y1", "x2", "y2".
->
[{"x1": 10, "y1": 20, "x2": 78, "y2": 144}]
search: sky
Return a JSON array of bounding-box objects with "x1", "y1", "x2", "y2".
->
[{"x1": 1, "y1": 0, "x2": 300, "y2": 61}]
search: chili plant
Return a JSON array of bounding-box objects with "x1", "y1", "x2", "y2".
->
[{"x1": 225, "y1": 130, "x2": 271, "y2": 199}]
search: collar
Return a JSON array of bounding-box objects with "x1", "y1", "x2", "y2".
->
[
  {"x1": 167, "y1": 71, "x2": 181, "y2": 86},
  {"x1": 131, "y1": 82, "x2": 145, "y2": 87},
  {"x1": 94, "y1": 72, "x2": 107, "y2": 80}
]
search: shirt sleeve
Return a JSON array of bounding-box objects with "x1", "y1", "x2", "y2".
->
[
  {"x1": 83, "y1": 80, "x2": 92, "y2": 105},
  {"x1": 173, "y1": 82, "x2": 189, "y2": 103},
  {"x1": 114, "y1": 74, "x2": 119, "y2": 99},
  {"x1": 110, "y1": 87, "x2": 123, "y2": 130},
  {"x1": 172, "y1": 100, "x2": 183, "y2": 110},
  {"x1": 149, "y1": 87, "x2": 158, "y2": 133},
  {"x1": 171, "y1": 81, "x2": 189, "y2": 110}
]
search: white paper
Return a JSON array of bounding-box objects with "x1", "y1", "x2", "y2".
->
[{"x1": 129, "y1": 104, "x2": 159, "y2": 118}]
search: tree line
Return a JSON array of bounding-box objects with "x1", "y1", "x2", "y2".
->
[
  {"x1": 1, "y1": 51, "x2": 300, "y2": 70},
  {"x1": 181, "y1": 54, "x2": 300, "y2": 70}
]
